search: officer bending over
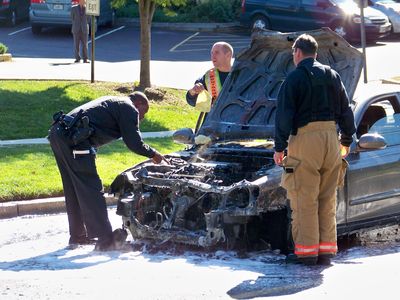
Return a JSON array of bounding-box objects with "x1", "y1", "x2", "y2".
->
[
  {"x1": 48, "y1": 92, "x2": 167, "y2": 251},
  {"x1": 274, "y1": 34, "x2": 356, "y2": 266}
]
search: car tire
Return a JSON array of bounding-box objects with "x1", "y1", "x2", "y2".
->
[
  {"x1": 31, "y1": 25, "x2": 42, "y2": 35},
  {"x1": 251, "y1": 15, "x2": 270, "y2": 30},
  {"x1": 7, "y1": 9, "x2": 17, "y2": 27}
]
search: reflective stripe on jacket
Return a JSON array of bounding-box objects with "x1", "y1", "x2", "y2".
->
[{"x1": 204, "y1": 68, "x2": 222, "y2": 103}]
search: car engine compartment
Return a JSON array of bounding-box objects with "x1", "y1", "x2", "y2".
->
[{"x1": 111, "y1": 142, "x2": 290, "y2": 252}]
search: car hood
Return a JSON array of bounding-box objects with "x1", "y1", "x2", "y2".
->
[{"x1": 198, "y1": 28, "x2": 363, "y2": 142}]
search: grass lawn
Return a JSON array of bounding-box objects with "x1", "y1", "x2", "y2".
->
[
  {"x1": 0, "y1": 80, "x2": 199, "y2": 140},
  {"x1": 0, "y1": 138, "x2": 184, "y2": 202}
]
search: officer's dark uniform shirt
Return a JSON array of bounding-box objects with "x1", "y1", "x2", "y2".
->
[
  {"x1": 68, "y1": 96, "x2": 155, "y2": 158},
  {"x1": 186, "y1": 71, "x2": 229, "y2": 106},
  {"x1": 274, "y1": 58, "x2": 356, "y2": 152}
]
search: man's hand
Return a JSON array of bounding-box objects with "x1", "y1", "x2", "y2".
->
[
  {"x1": 340, "y1": 145, "x2": 350, "y2": 158},
  {"x1": 151, "y1": 151, "x2": 170, "y2": 165},
  {"x1": 189, "y1": 83, "x2": 205, "y2": 96},
  {"x1": 274, "y1": 151, "x2": 285, "y2": 166}
]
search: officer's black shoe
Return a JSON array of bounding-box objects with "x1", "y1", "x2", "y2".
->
[
  {"x1": 83, "y1": 60, "x2": 89, "y2": 63},
  {"x1": 94, "y1": 229, "x2": 128, "y2": 252},
  {"x1": 285, "y1": 253, "x2": 317, "y2": 266},
  {"x1": 67, "y1": 236, "x2": 96, "y2": 250},
  {"x1": 74, "y1": 59, "x2": 80, "y2": 63},
  {"x1": 317, "y1": 254, "x2": 333, "y2": 266}
]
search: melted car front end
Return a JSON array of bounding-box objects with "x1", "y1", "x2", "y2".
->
[{"x1": 111, "y1": 142, "x2": 290, "y2": 251}]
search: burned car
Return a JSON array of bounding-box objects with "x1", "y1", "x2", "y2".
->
[{"x1": 110, "y1": 28, "x2": 400, "y2": 253}]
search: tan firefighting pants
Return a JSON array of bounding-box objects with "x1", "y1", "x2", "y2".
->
[{"x1": 281, "y1": 121, "x2": 342, "y2": 258}]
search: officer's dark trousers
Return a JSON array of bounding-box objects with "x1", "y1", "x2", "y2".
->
[{"x1": 48, "y1": 124, "x2": 112, "y2": 241}]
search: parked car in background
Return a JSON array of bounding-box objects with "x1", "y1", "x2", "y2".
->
[
  {"x1": 370, "y1": 0, "x2": 400, "y2": 33},
  {"x1": 0, "y1": 0, "x2": 30, "y2": 26},
  {"x1": 29, "y1": 0, "x2": 115, "y2": 34},
  {"x1": 110, "y1": 28, "x2": 400, "y2": 253},
  {"x1": 240, "y1": 0, "x2": 391, "y2": 42}
]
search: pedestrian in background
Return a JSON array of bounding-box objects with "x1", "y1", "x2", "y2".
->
[
  {"x1": 48, "y1": 92, "x2": 168, "y2": 251},
  {"x1": 274, "y1": 34, "x2": 356, "y2": 266},
  {"x1": 71, "y1": 0, "x2": 89, "y2": 63}
]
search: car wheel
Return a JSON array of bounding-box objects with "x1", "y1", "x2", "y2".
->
[
  {"x1": 31, "y1": 25, "x2": 42, "y2": 35},
  {"x1": 7, "y1": 10, "x2": 17, "y2": 27},
  {"x1": 251, "y1": 15, "x2": 270, "y2": 30}
]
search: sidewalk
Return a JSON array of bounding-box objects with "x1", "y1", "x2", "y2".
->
[{"x1": 0, "y1": 130, "x2": 175, "y2": 146}]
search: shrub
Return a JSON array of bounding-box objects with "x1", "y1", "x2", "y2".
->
[
  {"x1": 0, "y1": 43, "x2": 8, "y2": 55},
  {"x1": 115, "y1": 0, "x2": 241, "y2": 23}
]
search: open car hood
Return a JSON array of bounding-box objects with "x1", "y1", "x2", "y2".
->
[{"x1": 198, "y1": 28, "x2": 363, "y2": 141}]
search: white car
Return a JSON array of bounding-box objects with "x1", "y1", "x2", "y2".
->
[{"x1": 370, "y1": 0, "x2": 400, "y2": 33}]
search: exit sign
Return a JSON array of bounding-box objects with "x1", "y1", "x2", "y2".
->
[{"x1": 86, "y1": 0, "x2": 100, "y2": 16}]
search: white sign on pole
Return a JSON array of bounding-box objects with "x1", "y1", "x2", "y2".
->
[{"x1": 86, "y1": 0, "x2": 100, "y2": 16}]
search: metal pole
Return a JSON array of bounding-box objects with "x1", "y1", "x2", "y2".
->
[
  {"x1": 91, "y1": 15, "x2": 95, "y2": 83},
  {"x1": 360, "y1": 5, "x2": 368, "y2": 83}
]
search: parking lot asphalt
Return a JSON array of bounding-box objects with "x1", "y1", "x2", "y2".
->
[{"x1": 0, "y1": 20, "x2": 244, "y2": 89}]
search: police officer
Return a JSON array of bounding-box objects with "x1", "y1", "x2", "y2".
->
[
  {"x1": 48, "y1": 91, "x2": 167, "y2": 251},
  {"x1": 274, "y1": 34, "x2": 356, "y2": 265}
]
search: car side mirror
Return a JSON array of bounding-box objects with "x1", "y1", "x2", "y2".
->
[
  {"x1": 173, "y1": 128, "x2": 195, "y2": 145},
  {"x1": 357, "y1": 133, "x2": 387, "y2": 151}
]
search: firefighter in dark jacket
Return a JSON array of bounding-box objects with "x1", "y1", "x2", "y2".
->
[
  {"x1": 48, "y1": 92, "x2": 167, "y2": 251},
  {"x1": 274, "y1": 34, "x2": 356, "y2": 265}
]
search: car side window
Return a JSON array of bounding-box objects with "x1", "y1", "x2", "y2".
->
[
  {"x1": 369, "y1": 113, "x2": 400, "y2": 146},
  {"x1": 357, "y1": 99, "x2": 396, "y2": 138}
]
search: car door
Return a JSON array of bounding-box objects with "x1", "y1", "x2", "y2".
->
[
  {"x1": 345, "y1": 94, "x2": 400, "y2": 229},
  {"x1": 299, "y1": 0, "x2": 336, "y2": 30},
  {"x1": 265, "y1": 0, "x2": 301, "y2": 31}
]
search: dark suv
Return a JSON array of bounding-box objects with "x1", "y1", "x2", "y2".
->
[{"x1": 240, "y1": 0, "x2": 391, "y2": 42}]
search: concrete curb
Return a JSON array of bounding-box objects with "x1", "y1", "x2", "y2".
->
[
  {"x1": 0, "y1": 130, "x2": 176, "y2": 146},
  {"x1": 117, "y1": 18, "x2": 243, "y2": 33},
  {"x1": 0, "y1": 194, "x2": 117, "y2": 220},
  {"x1": 0, "y1": 53, "x2": 12, "y2": 62}
]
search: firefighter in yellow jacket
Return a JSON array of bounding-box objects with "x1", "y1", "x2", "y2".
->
[
  {"x1": 186, "y1": 42, "x2": 233, "y2": 131},
  {"x1": 274, "y1": 34, "x2": 356, "y2": 266}
]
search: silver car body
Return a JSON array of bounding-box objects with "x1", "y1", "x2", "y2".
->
[
  {"x1": 370, "y1": 0, "x2": 400, "y2": 33},
  {"x1": 29, "y1": 0, "x2": 114, "y2": 34}
]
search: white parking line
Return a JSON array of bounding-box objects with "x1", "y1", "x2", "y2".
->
[
  {"x1": 169, "y1": 32, "x2": 199, "y2": 52},
  {"x1": 8, "y1": 27, "x2": 31, "y2": 36},
  {"x1": 87, "y1": 25, "x2": 125, "y2": 44}
]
